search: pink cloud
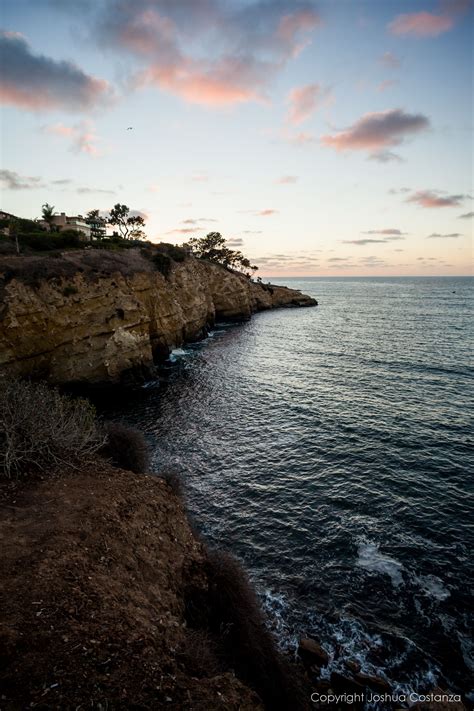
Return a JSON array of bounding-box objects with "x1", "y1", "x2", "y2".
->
[
  {"x1": 377, "y1": 79, "x2": 397, "y2": 92},
  {"x1": 285, "y1": 131, "x2": 317, "y2": 146},
  {"x1": 277, "y1": 9, "x2": 322, "y2": 56},
  {"x1": 0, "y1": 31, "x2": 113, "y2": 112},
  {"x1": 388, "y1": 11, "x2": 454, "y2": 37},
  {"x1": 138, "y1": 57, "x2": 265, "y2": 107},
  {"x1": 379, "y1": 51, "x2": 400, "y2": 68},
  {"x1": 44, "y1": 120, "x2": 101, "y2": 156},
  {"x1": 287, "y1": 83, "x2": 332, "y2": 125},
  {"x1": 406, "y1": 190, "x2": 468, "y2": 208},
  {"x1": 257, "y1": 209, "x2": 278, "y2": 216},
  {"x1": 98, "y1": 1, "x2": 321, "y2": 108},
  {"x1": 276, "y1": 175, "x2": 299, "y2": 184},
  {"x1": 167, "y1": 227, "x2": 201, "y2": 234},
  {"x1": 321, "y1": 108, "x2": 429, "y2": 158}
]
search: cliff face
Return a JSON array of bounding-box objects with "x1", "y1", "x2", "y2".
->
[{"x1": 0, "y1": 251, "x2": 316, "y2": 385}]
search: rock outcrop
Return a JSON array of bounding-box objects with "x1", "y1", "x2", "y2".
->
[{"x1": 0, "y1": 250, "x2": 316, "y2": 385}]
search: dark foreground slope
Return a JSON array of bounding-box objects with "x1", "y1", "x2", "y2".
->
[{"x1": 0, "y1": 464, "x2": 308, "y2": 710}]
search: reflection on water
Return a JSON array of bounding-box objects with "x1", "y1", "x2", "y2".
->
[{"x1": 104, "y1": 276, "x2": 473, "y2": 701}]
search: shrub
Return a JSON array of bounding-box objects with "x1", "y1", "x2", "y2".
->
[
  {"x1": 56, "y1": 229, "x2": 84, "y2": 249},
  {"x1": 0, "y1": 378, "x2": 105, "y2": 479},
  {"x1": 152, "y1": 251, "x2": 173, "y2": 277},
  {"x1": 100, "y1": 422, "x2": 150, "y2": 473},
  {"x1": 16, "y1": 230, "x2": 86, "y2": 252},
  {"x1": 201, "y1": 550, "x2": 308, "y2": 711},
  {"x1": 62, "y1": 285, "x2": 78, "y2": 297},
  {"x1": 160, "y1": 468, "x2": 184, "y2": 498},
  {"x1": 18, "y1": 232, "x2": 56, "y2": 251},
  {"x1": 155, "y1": 242, "x2": 187, "y2": 262}
]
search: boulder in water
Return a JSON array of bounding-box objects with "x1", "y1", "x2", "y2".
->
[{"x1": 298, "y1": 638, "x2": 329, "y2": 667}]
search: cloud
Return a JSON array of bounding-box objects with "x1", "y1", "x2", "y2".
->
[
  {"x1": 253, "y1": 250, "x2": 322, "y2": 272},
  {"x1": 362, "y1": 228, "x2": 406, "y2": 235},
  {"x1": 342, "y1": 228, "x2": 408, "y2": 246},
  {"x1": 286, "y1": 83, "x2": 331, "y2": 125},
  {"x1": 321, "y1": 108, "x2": 429, "y2": 159},
  {"x1": 0, "y1": 168, "x2": 45, "y2": 190},
  {"x1": 190, "y1": 174, "x2": 209, "y2": 182},
  {"x1": 166, "y1": 227, "x2": 202, "y2": 234},
  {"x1": 458, "y1": 211, "x2": 474, "y2": 219},
  {"x1": 227, "y1": 237, "x2": 244, "y2": 247},
  {"x1": 95, "y1": 0, "x2": 321, "y2": 107},
  {"x1": 256, "y1": 209, "x2": 278, "y2": 216},
  {"x1": 181, "y1": 217, "x2": 218, "y2": 224},
  {"x1": 77, "y1": 186, "x2": 115, "y2": 195},
  {"x1": 342, "y1": 239, "x2": 386, "y2": 245},
  {"x1": 0, "y1": 31, "x2": 113, "y2": 111},
  {"x1": 388, "y1": 0, "x2": 471, "y2": 37},
  {"x1": 243, "y1": 230, "x2": 263, "y2": 234},
  {"x1": 388, "y1": 11, "x2": 454, "y2": 37},
  {"x1": 379, "y1": 51, "x2": 400, "y2": 68},
  {"x1": 276, "y1": 175, "x2": 298, "y2": 184},
  {"x1": 377, "y1": 79, "x2": 397, "y2": 92},
  {"x1": 388, "y1": 187, "x2": 411, "y2": 194},
  {"x1": 426, "y1": 232, "x2": 463, "y2": 238},
  {"x1": 406, "y1": 190, "x2": 468, "y2": 208},
  {"x1": 44, "y1": 120, "x2": 101, "y2": 156},
  {"x1": 285, "y1": 131, "x2": 317, "y2": 146},
  {"x1": 368, "y1": 149, "x2": 403, "y2": 163}
]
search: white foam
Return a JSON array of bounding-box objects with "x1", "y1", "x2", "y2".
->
[
  {"x1": 414, "y1": 574, "x2": 450, "y2": 601},
  {"x1": 356, "y1": 540, "x2": 404, "y2": 587},
  {"x1": 169, "y1": 348, "x2": 189, "y2": 362}
]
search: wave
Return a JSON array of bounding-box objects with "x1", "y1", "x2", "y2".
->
[{"x1": 356, "y1": 540, "x2": 405, "y2": 588}]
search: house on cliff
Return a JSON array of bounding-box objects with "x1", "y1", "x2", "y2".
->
[{"x1": 38, "y1": 212, "x2": 93, "y2": 240}]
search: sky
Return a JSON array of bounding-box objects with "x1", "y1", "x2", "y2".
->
[{"x1": 0, "y1": 0, "x2": 473, "y2": 276}]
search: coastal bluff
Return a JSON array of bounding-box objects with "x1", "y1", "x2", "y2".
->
[{"x1": 0, "y1": 250, "x2": 316, "y2": 385}]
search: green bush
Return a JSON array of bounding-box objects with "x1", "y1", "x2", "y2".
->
[
  {"x1": 152, "y1": 251, "x2": 173, "y2": 277},
  {"x1": 0, "y1": 378, "x2": 105, "y2": 478},
  {"x1": 155, "y1": 242, "x2": 187, "y2": 262},
  {"x1": 16, "y1": 230, "x2": 85, "y2": 252},
  {"x1": 18, "y1": 232, "x2": 56, "y2": 251},
  {"x1": 56, "y1": 229, "x2": 84, "y2": 248},
  {"x1": 62, "y1": 285, "x2": 78, "y2": 297}
]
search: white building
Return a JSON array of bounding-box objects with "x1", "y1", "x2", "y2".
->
[{"x1": 40, "y1": 213, "x2": 92, "y2": 240}]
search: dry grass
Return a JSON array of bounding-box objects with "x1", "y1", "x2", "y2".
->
[{"x1": 0, "y1": 378, "x2": 105, "y2": 478}]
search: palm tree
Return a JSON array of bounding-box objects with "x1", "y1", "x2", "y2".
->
[{"x1": 41, "y1": 203, "x2": 56, "y2": 232}]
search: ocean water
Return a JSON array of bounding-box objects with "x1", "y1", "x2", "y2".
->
[{"x1": 106, "y1": 276, "x2": 473, "y2": 702}]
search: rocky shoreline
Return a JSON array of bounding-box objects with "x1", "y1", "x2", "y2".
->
[{"x1": 0, "y1": 249, "x2": 316, "y2": 387}]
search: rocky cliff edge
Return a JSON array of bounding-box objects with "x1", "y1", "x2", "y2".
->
[{"x1": 0, "y1": 250, "x2": 316, "y2": 385}]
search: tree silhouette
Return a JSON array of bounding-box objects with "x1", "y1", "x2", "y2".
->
[
  {"x1": 107, "y1": 203, "x2": 146, "y2": 240},
  {"x1": 41, "y1": 203, "x2": 56, "y2": 232},
  {"x1": 185, "y1": 232, "x2": 258, "y2": 276}
]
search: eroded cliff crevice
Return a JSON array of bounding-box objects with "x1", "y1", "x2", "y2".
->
[{"x1": 0, "y1": 251, "x2": 316, "y2": 385}]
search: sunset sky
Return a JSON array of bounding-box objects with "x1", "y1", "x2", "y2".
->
[{"x1": 0, "y1": 0, "x2": 472, "y2": 276}]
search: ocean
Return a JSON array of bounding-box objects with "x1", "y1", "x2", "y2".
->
[{"x1": 105, "y1": 276, "x2": 473, "y2": 703}]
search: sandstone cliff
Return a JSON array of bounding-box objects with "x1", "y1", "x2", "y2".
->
[{"x1": 0, "y1": 250, "x2": 316, "y2": 385}]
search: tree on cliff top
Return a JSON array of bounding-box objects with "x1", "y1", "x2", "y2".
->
[
  {"x1": 107, "y1": 204, "x2": 146, "y2": 240},
  {"x1": 184, "y1": 232, "x2": 258, "y2": 276},
  {"x1": 41, "y1": 203, "x2": 56, "y2": 232}
]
